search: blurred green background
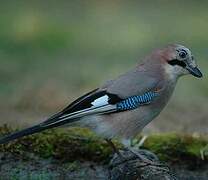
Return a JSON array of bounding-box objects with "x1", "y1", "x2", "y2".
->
[{"x1": 0, "y1": 0, "x2": 207, "y2": 134}]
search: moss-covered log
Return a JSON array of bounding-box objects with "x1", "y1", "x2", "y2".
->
[{"x1": 0, "y1": 125, "x2": 207, "y2": 165}]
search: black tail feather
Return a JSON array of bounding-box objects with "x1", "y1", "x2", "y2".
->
[
  {"x1": 0, "y1": 116, "x2": 80, "y2": 145},
  {"x1": 0, "y1": 124, "x2": 47, "y2": 144}
]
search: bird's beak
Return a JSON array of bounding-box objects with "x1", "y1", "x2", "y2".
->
[{"x1": 186, "y1": 65, "x2": 203, "y2": 78}]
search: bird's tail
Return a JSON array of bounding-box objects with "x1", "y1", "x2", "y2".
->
[
  {"x1": 0, "y1": 124, "x2": 47, "y2": 144},
  {"x1": 0, "y1": 117, "x2": 77, "y2": 145},
  {"x1": 0, "y1": 104, "x2": 117, "y2": 145}
]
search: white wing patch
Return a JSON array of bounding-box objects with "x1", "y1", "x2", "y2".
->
[{"x1": 91, "y1": 95, "x2": 109, "y2": 107}]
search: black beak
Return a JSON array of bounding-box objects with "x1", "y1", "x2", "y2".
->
[{"x1": 186, "y1": 66, "x2": 203, "y2": 78}]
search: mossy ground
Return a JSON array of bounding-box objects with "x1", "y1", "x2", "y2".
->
[
  {"x1": 0, "y1": 125, "x2": 207, "y2": 165},
  {"x1": 140, "y1": 133, "x2": 208, "y2": 164},
  {"x1": 0, "y1": 125, "x2": 114, "y2": 162}
]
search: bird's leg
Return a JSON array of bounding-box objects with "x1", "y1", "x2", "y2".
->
[
  {"x1": 122, "y1": 137, "x2": 150, "y2": 162},
  {"x1": 106, "y1": 139, "x2": 136, "y2": 174},
  {"x1": 106, "y1": 138, "x2": 170, "y2": 177},
  {"x1": 135, "y1": 135, "x2": 148, "y2": 149},
  {"x1": 106, "y1": 138, "x2": 150, "y2": 165},
  {"x1": 122, "y1": 137, "x2": 169, "y2": 170},
  {"x1": 125, "y1": 147, "x2": 170, "y2": 172},
  {"x1": 105, "y1": 139, "x2": 122, "y2": 158}
]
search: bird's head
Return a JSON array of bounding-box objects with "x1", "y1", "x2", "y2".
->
[{"x1": 160, "y1": 44, "x2": 203, "y2": 80}]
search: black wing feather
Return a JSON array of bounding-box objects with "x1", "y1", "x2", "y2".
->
[
  {"x1": 0, "y1": 89, "x2": 122, "y2": 144},
  {"x1": 47, "y1": 88, "x2": 122, "y2": 122}
]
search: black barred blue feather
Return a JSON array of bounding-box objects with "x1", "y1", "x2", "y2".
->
[{"x1": 116, "y1": 92, "x2": 158, "y2": 111}]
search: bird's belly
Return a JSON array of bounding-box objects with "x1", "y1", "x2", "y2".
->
[{"x1": 79, "y1": 106, "x2": 161, "y2": 139}]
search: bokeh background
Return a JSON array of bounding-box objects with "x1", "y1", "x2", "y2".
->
[{"x1": 0, "y1": 0, "x2": 207, "y2": 134}]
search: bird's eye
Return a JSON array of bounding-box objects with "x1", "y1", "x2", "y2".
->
[{"x1": 179, "y1": 50, "x2": 187, "y2": 59}]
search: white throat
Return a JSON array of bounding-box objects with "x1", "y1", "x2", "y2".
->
[{"x1": 164, "y1": 64, "x2": 188, "y2": 81}]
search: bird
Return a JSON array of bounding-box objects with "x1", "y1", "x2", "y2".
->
[{"x1": 0, "y1": 44, "x2": 203, "y2": 151}]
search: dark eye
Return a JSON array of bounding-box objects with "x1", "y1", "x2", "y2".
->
[{"x1": 179, "y1": 51, "x2": 187, "y2": 59}]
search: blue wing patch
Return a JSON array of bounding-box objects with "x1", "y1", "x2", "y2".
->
[{"x1": 116, "y1": 92, "x2": 158, "y2": 111}]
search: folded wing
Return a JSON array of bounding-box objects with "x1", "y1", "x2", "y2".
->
[{"x1": 0, "y1": 89, "x2": 123, "y2": 144}]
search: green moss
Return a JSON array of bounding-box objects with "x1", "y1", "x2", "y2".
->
[
  {"x1": 0, "y1": 126, "x2": 207, "y2": 164},
  {"x1": 141, "y1": 133, "x2": 208, "y2": 162},
  {"x1": 0, "y1": 126, "x2": 113, "y2": 161}
]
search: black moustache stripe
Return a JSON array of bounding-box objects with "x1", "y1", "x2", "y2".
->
[{"x1": 168, "y1": 59, "x2": 186, "y2": 68}]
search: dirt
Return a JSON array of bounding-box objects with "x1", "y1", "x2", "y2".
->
[{"x1": 0, "y1": 152, "x2": 208, "y2": 180}]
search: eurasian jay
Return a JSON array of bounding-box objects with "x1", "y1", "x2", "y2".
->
[{"x1": 0, "y1": 44, "x2": 203, "y2": 148}]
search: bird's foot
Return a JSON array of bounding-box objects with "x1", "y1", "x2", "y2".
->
[
  {"x1": 109, "y1": 148, "x2": 176, "y2": 180},
  {"x1": 126, "y1": 136, "x2": 170, "y2": 169},
  {"x1": 105, "y1": 139, "x2": 133, "y2": 172},
  {"x1": 123, "y1": 147, "x2": 169, "y2": 170}
]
